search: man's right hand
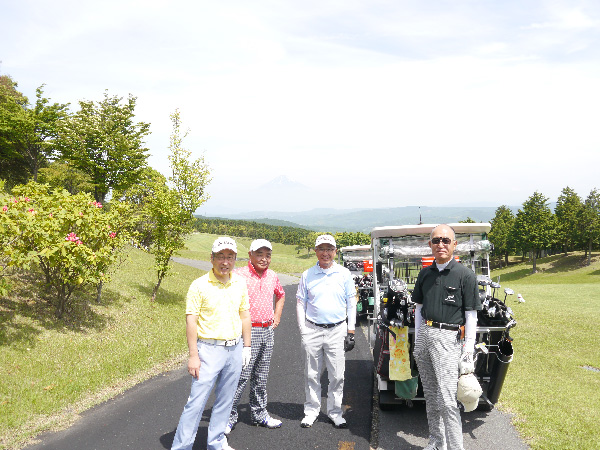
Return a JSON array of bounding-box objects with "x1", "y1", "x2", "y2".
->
[{"x1": 188, "y1": 354, "x2": 201, "y2": 379}]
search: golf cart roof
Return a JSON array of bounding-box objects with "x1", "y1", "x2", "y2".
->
[
  {"x1": 339, "y1": 244, "x2": 372, "y2": 253},
  {"x1": 371, "y1": 223, "x2": 491, "y2": 239}
]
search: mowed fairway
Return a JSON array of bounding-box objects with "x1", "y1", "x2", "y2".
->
[{"x1": 492, "y1": 254, "x2": 600, "y2": 450}]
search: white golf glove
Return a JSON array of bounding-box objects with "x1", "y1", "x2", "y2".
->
[
  {"x1": 242, "y1": 346, "x2": 252, "y2": 368},
  {"x1": 459, "y1": 350, "x2": 475, "y2": 375}
]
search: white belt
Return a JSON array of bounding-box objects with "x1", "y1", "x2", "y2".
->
[{"x1": 198, "y1": 337, "x2": 240, "y2": 347}]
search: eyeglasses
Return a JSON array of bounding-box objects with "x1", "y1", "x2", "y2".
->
[
  {"x1": 431, "y1": 237, "x2": 453, "y2": 245},
  {"x1": 214, "y1": 255, "x2": 236, "y2": 262},
  {"x1": 316, "y1": 247, "x2": 336, "y2": 253}
]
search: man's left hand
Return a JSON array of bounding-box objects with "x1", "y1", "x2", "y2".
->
[
  {"x1": 242, "y1": 346, "x2": 252, "y2": 368},
  {"x1": 344, "y1": 333, "x2": 355, "y2": 352},
  {"x1": 459, "y1": 350, "x2": 474, "y2": 375}
]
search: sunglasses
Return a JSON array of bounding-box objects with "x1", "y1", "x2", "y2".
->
[{"x1": 431, "y1": 237, "x2": 453, "y2": 245}]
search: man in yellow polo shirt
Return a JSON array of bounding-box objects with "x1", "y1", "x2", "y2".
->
[{"x1": 171, "y1": 237, "x2": 252, "y2": 450}]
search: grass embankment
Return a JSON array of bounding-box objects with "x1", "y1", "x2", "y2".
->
[
  {"x1": 0, "y1": 247, "x2": 202, "y2": 449},
  {"x1": 493, "y1": 253, "x2": 600, "y2": 450}
]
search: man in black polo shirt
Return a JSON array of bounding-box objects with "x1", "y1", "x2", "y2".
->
[{"x1": 412, "y1": 224, "x2": 481, "y2": 450}]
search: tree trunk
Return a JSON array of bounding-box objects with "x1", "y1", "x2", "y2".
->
[
  {"x1": 588, "y1": 239, "x2": 593, "y2": 266},
  {"x1": 504, "y1": 252, "x2": 509, "y2": 267},
  {"x1": 532, "y1": 250, "x2": 537, "y2": 274},
  {"x1": 151, "y1": 278, "x2": 162, "y2": 302},
  {"x1": 96, "y1": 280, "x2": 103, "y2": 303}
]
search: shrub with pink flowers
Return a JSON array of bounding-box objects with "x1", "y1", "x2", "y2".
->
[{"x1": 0, "y1": 182, "x2": 134, "y2": 318}]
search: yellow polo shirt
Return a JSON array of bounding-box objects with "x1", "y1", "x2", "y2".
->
[{"x1": 186, "y1": 270, "x2": 250, "y2": 340}]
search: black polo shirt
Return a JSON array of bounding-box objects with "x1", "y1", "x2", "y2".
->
[{"x1": 412, "y1": 259, "x2": 481, "y2": 325}]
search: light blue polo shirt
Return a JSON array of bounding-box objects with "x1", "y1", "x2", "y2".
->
[{"x1": 296, "y1": 261, "x2": 356, "y2": 324}]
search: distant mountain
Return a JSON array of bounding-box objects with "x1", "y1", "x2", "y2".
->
[{"x1": 218, "y1": 205, "x2": 520, "y2": 233}]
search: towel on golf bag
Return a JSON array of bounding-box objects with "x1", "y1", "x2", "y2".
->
[{"x1": 388, "y1": 326, "x2": 411, "y2": 381}]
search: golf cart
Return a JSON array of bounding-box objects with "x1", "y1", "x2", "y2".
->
[
  {"x1": 369, "y1": 223, "x2": 517, "y2": 410},
  {"x1": 339, "y1": 244, "x2": 374, "y2": 317}
]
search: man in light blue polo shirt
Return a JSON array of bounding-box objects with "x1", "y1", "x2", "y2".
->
[{"x1": 296, "y1": 234, "x2": 357, "y2": 429}]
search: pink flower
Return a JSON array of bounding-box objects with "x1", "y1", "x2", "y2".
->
[
  {"x1": 49, "y1": 213, "x2": 53, "y2": 218},
  {"x1": 66, "y1": 232, "x2": 79, "y2": 242},
  {"x1": 76, "y1": 240, "x2": 83, "y2": 245},
  {"x1": 28, "y1": 208, "x2": 35, "y2": 214},
  {"x1": 79, "y1": 212, "x2": 84, "y2": 217},
  {"x1": 109, "y1": 232, "x2": 117, "y2": 239},
  {"x1": 2, "y1": 206, "x2": 7, "y2": 212}
]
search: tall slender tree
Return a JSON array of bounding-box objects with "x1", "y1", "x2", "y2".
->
[
  {"x1": 489, "y1": 205, "x2": 515, "y2": 267},
  {"x1": 148, "y1": 109, "x2": 211, "y2": 301},
  {"x1": 555, "y1": 186, "x2": 583, "y2": 254},
  {"x1": 511, "y1": 191, "x2": 555, "y2": 273},
  {"x1": 579, "y1": 188, "x2": 600, "y2": 266}
]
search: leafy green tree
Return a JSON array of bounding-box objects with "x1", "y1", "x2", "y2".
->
[
  {"x1": 148, "y1": 109, "x2": 211, "y2": 301},
  {"x1": 0, "y1": 81, "x2": 70, "y2": 184},
  {"x1": 579, "y1": 188, "x2": 600, "y2": 266},
  {"x1": 114, "y1": 167, "x2": 168, "y2": 249},
  {"x1": 460, "y1": 217, "x2": 476, "y2": 223},
  {"x1": 0, "y1": 75, "x2": 30, "y2": 187},
  {"x1": 20, "y1": 85, "x2": 70, "y2": 181},
  {"x1": 56, "y1": 91, "x2": 150, "y2": 203},
  {"x1": 489, "y1": 205, "x2": 515, "y2": 267},
  {"x1": 511, "y1": 191, "x2": 555, "y2": 273},
  {"x1": 38, "y1": 161, "x2": 95, "y2": 195},
  {"x1": 555, "y1": 186, "x2": 583, "y2": 254}
]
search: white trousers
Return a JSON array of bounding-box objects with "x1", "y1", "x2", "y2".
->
[{"x1": 301, "y1": 320, "x2": 346, "y2": 420}]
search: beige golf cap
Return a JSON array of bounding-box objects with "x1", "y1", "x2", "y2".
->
[
  {"x1": 212, "y1": 237, "x2": 237, "y2": 254},
  {"x1": 250, "y1": 239, "x2": 272, "y2": 252},
  {"x1": 457, "y1": 373, "x2": 483, "y2": 412},
  {"x1": 315, "y1": 234, "x2": 336, "y2": 248}
]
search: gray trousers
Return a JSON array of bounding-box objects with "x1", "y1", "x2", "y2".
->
[{"x1": 414, "y1": 324, "x2": 464, "y2": 450}]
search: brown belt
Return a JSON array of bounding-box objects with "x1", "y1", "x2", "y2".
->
[{"x1": 425, "y1": 320, "x2": 465, "y2": 339}]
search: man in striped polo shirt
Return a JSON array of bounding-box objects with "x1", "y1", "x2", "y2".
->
[
  {"x1": 412, "y1": 224, "x2": 482, "y2": 450},
  {"x1": 226, "y1": 239, "x2": 286, "y2": 434}
]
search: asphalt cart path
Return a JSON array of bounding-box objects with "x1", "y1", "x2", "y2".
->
[
  {"x1": 24, "y1": 282, "x2": 375, "y2": 450},
  {"x1": 375, "y1": 401, "x2": 529, "y2": 450}
]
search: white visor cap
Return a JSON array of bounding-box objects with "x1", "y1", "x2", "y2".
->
[
  {"x1": 457, "y1": 373, "x2": 483, "y2": 412},
  {"x1": 212, "y1": 237, "x2": 237, "y2": 254},
  {"x1": 315, "y1": 234, "x2": 336, "y2": 248},
  {"x1": 250, "y1": 239, "x2": 272, "y2": 252}
]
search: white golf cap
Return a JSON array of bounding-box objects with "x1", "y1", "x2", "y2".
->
[
  {"x1": 212, "y1": 237, "x2": 237, "y2": 254},
  {"x1": 315, "y1": 234, "x2": 336, "y2": 248},
  {"x1": 249, "y1": 239, "x2": 272, "y2": 252},
  {"x1": 457, "y1": 373, "x2": 483, "y2": 412}
]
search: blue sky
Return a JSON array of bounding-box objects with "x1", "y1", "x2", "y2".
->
[{"x1": 1, "y1": 0, "x2": 599, "y2": 214}]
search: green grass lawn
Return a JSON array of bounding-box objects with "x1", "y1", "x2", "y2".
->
[
  {"x1": 492, "y1": 253, "x2": 600, "y2": 450},
  {"x1": 1, "y1": 233, "x2": 599, "y2": 450}
]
